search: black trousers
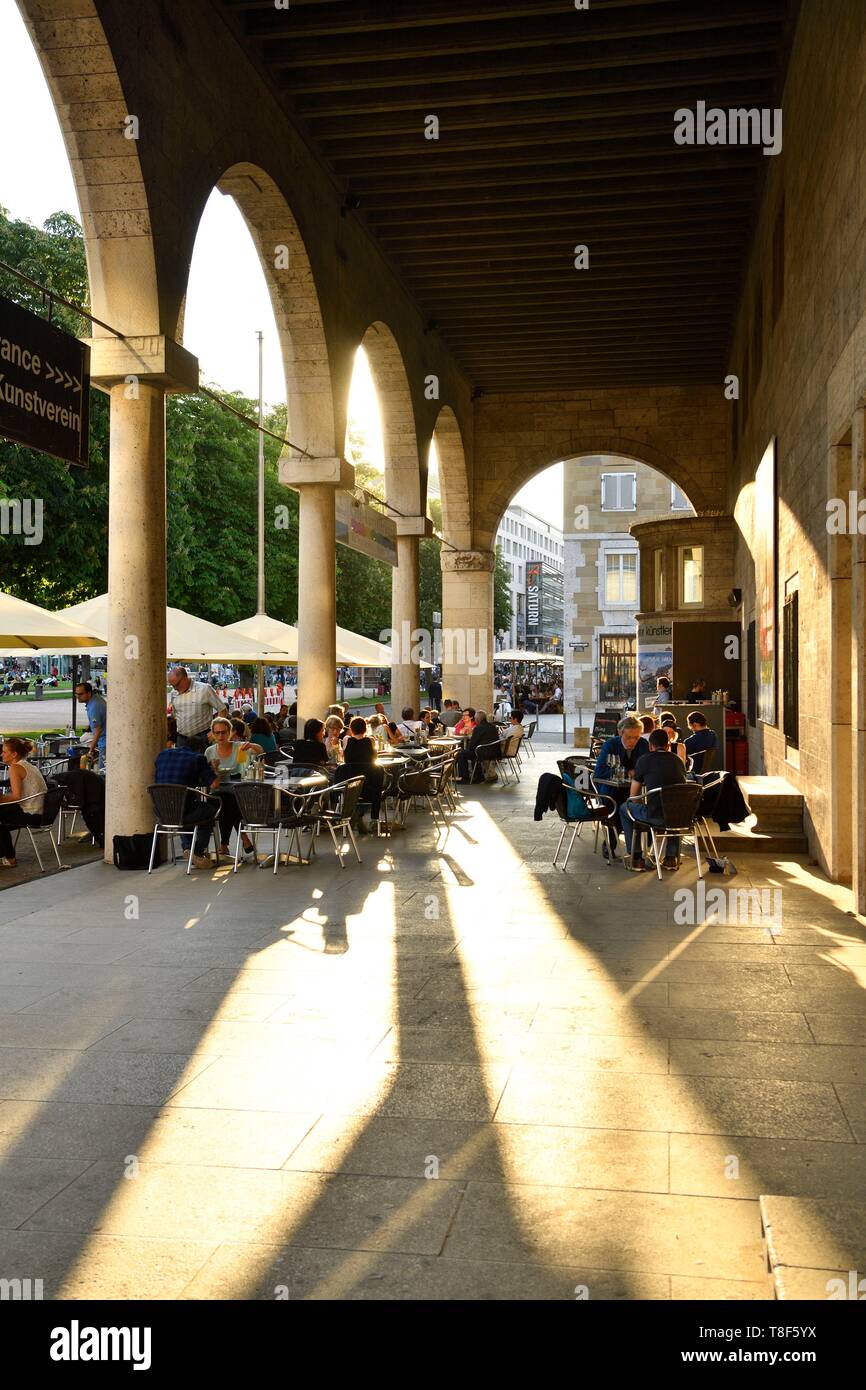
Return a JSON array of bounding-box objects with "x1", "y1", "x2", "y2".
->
[{"x1": 0, "y1": 807, "x2": 42, "y2": 859}]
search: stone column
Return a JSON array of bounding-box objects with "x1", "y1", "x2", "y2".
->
[
  {"x1": 851, "y1": 410, "x2": 866, "y2": 913},
  {"x1": 281, "y1": 455, "x2": 354, "y2": 727},
  {"x1": 88, "y1": 336, "x2": 199, "y2": 863},
  {"x1": 828, "y1": 441, "x2": 853, "y2": 885},
  {"x1": 391, "y1": 516, "x2": 429, "y2": 717},
  {"x1": 440, "y1": 549, "x2": 494, "y2": 711}
]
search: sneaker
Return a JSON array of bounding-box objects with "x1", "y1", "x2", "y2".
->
[
  {"x1": 0, "y1": 858, "x2": 16, "y2": 868},
  {"x1": 623, "y1": 858, "x2": 648, "y2": 872},
  {"x1": 192, "y1": 854, "x2": 212, "y2": 869},
  {"x1": 602, "y1": 843, "x2": 618, "y2": 862},
  {"x1": 662, "y1": 856, "x2": 681, "y2": 871}
]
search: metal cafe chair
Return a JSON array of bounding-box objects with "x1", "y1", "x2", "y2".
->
[
  {"x1": 317, "y1": 775, "x2": 364, "y2": 867},
  {"x1": 146, "y1": 784, "x2": 221, "y2": 874},
  {"x1": 552, "y1": 783, "x2": 617, "y2": 870},
  {"x1": 9, "y1": 785, "x2": 66, "y2": 873},
  {"x1": 626, "y1": 782, "x2": 707, "y2": 880}
]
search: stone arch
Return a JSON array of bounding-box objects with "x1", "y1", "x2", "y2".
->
[
  {"x1": 476, "y1": 419, "x2": 725, "y2": 550},
  {"x1": 16, "y1": 0, "x2": 161, "y2": 335},
  {"x1": 359, "y1": 321, "x2": 423, "y2": 515},
  {"x1": 432, "y1": 405, "x2": 472, "y2": 551},
  {"x1": 178, "y1": 162, "x2": 338, "y2": 460}
]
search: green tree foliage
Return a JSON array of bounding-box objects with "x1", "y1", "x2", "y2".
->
[
  {"x1": 494, "y1": 545, "x2": 513, "y2": 636},
  {"x1": 0, "y1": 210, "x2": 511, "y2": 648},
  {"x1": 165, "y1": 392, "x2": 298, "y2": 625}
]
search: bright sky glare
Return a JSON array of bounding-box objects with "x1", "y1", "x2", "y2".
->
[{"x1": 0, "y1": 0, "x2": 563, "y2": 526}]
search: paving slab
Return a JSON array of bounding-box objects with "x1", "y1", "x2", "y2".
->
[{"x1": 0, "y1": 749, "x2": 859, "y2": 1301}]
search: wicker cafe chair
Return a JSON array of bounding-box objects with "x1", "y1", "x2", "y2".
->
[
  {"x1": 146, "y1": 784, "x2": 221, "y2": 875},
  {"x1": 552, "y1": 782, "x2": 617, "y2": 871},
  {"x1": 317, "y1": 775, "x2": 364, "y2": 867},
  {"x1": 627, "y1": 782, "x2": 707, "y2": 880}
]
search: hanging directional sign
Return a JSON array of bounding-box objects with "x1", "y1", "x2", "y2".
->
[{"x1": 0, "y1": 295, "x2": 90, "y2": 465}]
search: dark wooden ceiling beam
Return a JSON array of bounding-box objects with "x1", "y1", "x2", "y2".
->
[
  {"x1": 307, "y1": 64, "x2": 778, "y2": 134},
  {"x1": 360, "y1": 172, "x2": 756, "y2": 215},
  {"x1": 284, "y1": 27, "x2": 778, "y2": 103},
  {"x1": 308, "y1": 78, "x2": 775, "y2": 140},
  {"x1": 255, "y1": 1, "x2": 783, "y2": 65},
  {"x1": 349, "y1": 152, "x2": 760, "y2": 196}
]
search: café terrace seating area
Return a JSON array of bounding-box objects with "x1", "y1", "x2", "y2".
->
[{"x1": 0, "y1": 702, "x2": 865, "y2": 1302}]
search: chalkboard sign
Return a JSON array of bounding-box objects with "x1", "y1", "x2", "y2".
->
[{"x1": 590, "y1": 710, "x2": 620, "y2": 743}]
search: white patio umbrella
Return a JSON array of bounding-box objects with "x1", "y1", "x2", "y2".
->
[
  {"x1": 56, "y1": 595, "x2": 286, "y2": 664},
  {"x1": 0, "y1": 590, "x2": 106, "y2": 650},
  {"x1": 227, "y1": 613, "x2": 429, "y2": 668}
]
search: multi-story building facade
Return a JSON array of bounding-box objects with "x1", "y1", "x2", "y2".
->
[
  {"x1": 494, "y1": 503, "x2": 564, "y2": 651},
  {"x1": 563, "y1": 456, "x2": 695, "y2": 712}
]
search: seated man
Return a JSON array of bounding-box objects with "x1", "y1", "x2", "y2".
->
[
  {"x1": 439, "y1": 699, "x2": 463, "y2": 730},
  {"x1": 683, "y1": 711, "x2": 719, "y2": 773},
  {"x1": 619, "y1": 727, "x2": 688, "y2": 872},
  {"x1": 154, "y1": 732, "x2": 220, "y2": 869},
  {"x1": 457, "y1": 711, "x2": 500, "y2": 783},
  {"x1": 593, "y1": 716, "x2": 649, "y2": 861}
]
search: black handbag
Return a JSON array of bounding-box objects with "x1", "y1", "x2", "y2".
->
[{"x1": 112, "y1": 833, "x2": 155, "y2": 869}]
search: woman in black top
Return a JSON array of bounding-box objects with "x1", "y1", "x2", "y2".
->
[
  {"x1": 339, "y1": 716, "x2": 383, "y2": 822},
  {"x1": 291, "y1": 717, "x2": 329, "y2": 768}
]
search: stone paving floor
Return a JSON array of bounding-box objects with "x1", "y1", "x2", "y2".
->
[{"x1": 0, "y1": 748, "x2": 864, "y2": 1301}]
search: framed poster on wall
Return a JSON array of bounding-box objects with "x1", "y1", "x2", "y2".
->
[{"x1": 755, "y1": 438, "x2": 777, "y2": 725}]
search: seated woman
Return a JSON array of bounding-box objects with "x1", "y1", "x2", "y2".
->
[
  {"x1": 339, "y1": 715, "x2": 385, "y2": 829},
  {"x1": 454, "y1": 707, "x2": 476, "y2": 736},
  {"x1": 323, "y1": 714, "x2": 345, "y2": 764},
  {"x1": 204, "y1": 717, "x2": 259, "y2": 857},
  {"x1": 291, "y1": 717, "x2": 329, "y2": 767},
  {"x1": 385, "y1": 720, "x2": 405, "y2": 747},
  {"x1": 249, "y1": 716, "x2": 277, "y2": 754},
  {"x1": 659, "y1": 713, "x2": 687, "y2": 763},
  {"x1": 0, "y1": 737, "x2": 48, "y2": 869}
]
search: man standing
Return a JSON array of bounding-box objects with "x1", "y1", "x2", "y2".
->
[
  {"x1": 427, "y1": 671, "x2": 443, "y2": 711},
  {"x1": 75, "y1": 680, "x2": 107, "y2": 767},
  {"x1": 167, "y1": 667, "x2": 226, "y2": 748},
  {"x1": 620, "y1": 727, "x2": 688, "y2": 871}
]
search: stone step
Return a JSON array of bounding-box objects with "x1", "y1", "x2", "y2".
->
[
  {"x1": 711, "y1": 825, "x2": 809, "y2": 856},
  {"x1": 760, "y1": 1195, "x2": 866, "y2": 1300}
]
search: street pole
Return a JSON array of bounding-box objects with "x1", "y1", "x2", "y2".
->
[{"x1": 256, "y1": 330, "x2": 265, "y2": 718}]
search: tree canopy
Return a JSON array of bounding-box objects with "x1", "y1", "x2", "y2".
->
[{"x1": 0, "y1": 208, "x2": 512, "y2": 646}]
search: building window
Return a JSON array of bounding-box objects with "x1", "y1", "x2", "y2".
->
[
  {"x1": 654, "y1": 549, "x2": 665, "y2": 610},
  {"x1": 601, "y1": 472, "x2": 636, "y2": 511},
  {"x1": 671, "y1": 483, "x2": 690, "y2": 511},
  {"x1": 680, "y1": 546, "x2": 704, "y2": 606},
  {"x1": 783, "y1": 591, "x2": 799, "y2": 749},
  {"x1": 599, "y1": 635, "x2": 637, "y2": 704},
  {"x1": 605, "y1": 552, "x2": 638, "y2": 604}
]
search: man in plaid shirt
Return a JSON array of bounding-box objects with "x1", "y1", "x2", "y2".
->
[
  {"x1": 167, "y1": 668, "x2": 227, "y2": 746},
  {"x1": 154, "y1": 733, "x2": 220, "y2": 867}
]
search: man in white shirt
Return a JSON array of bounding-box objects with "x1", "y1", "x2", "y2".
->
[{"x1": 168, "y1": 667, "x2": 226, "y2": 746}]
